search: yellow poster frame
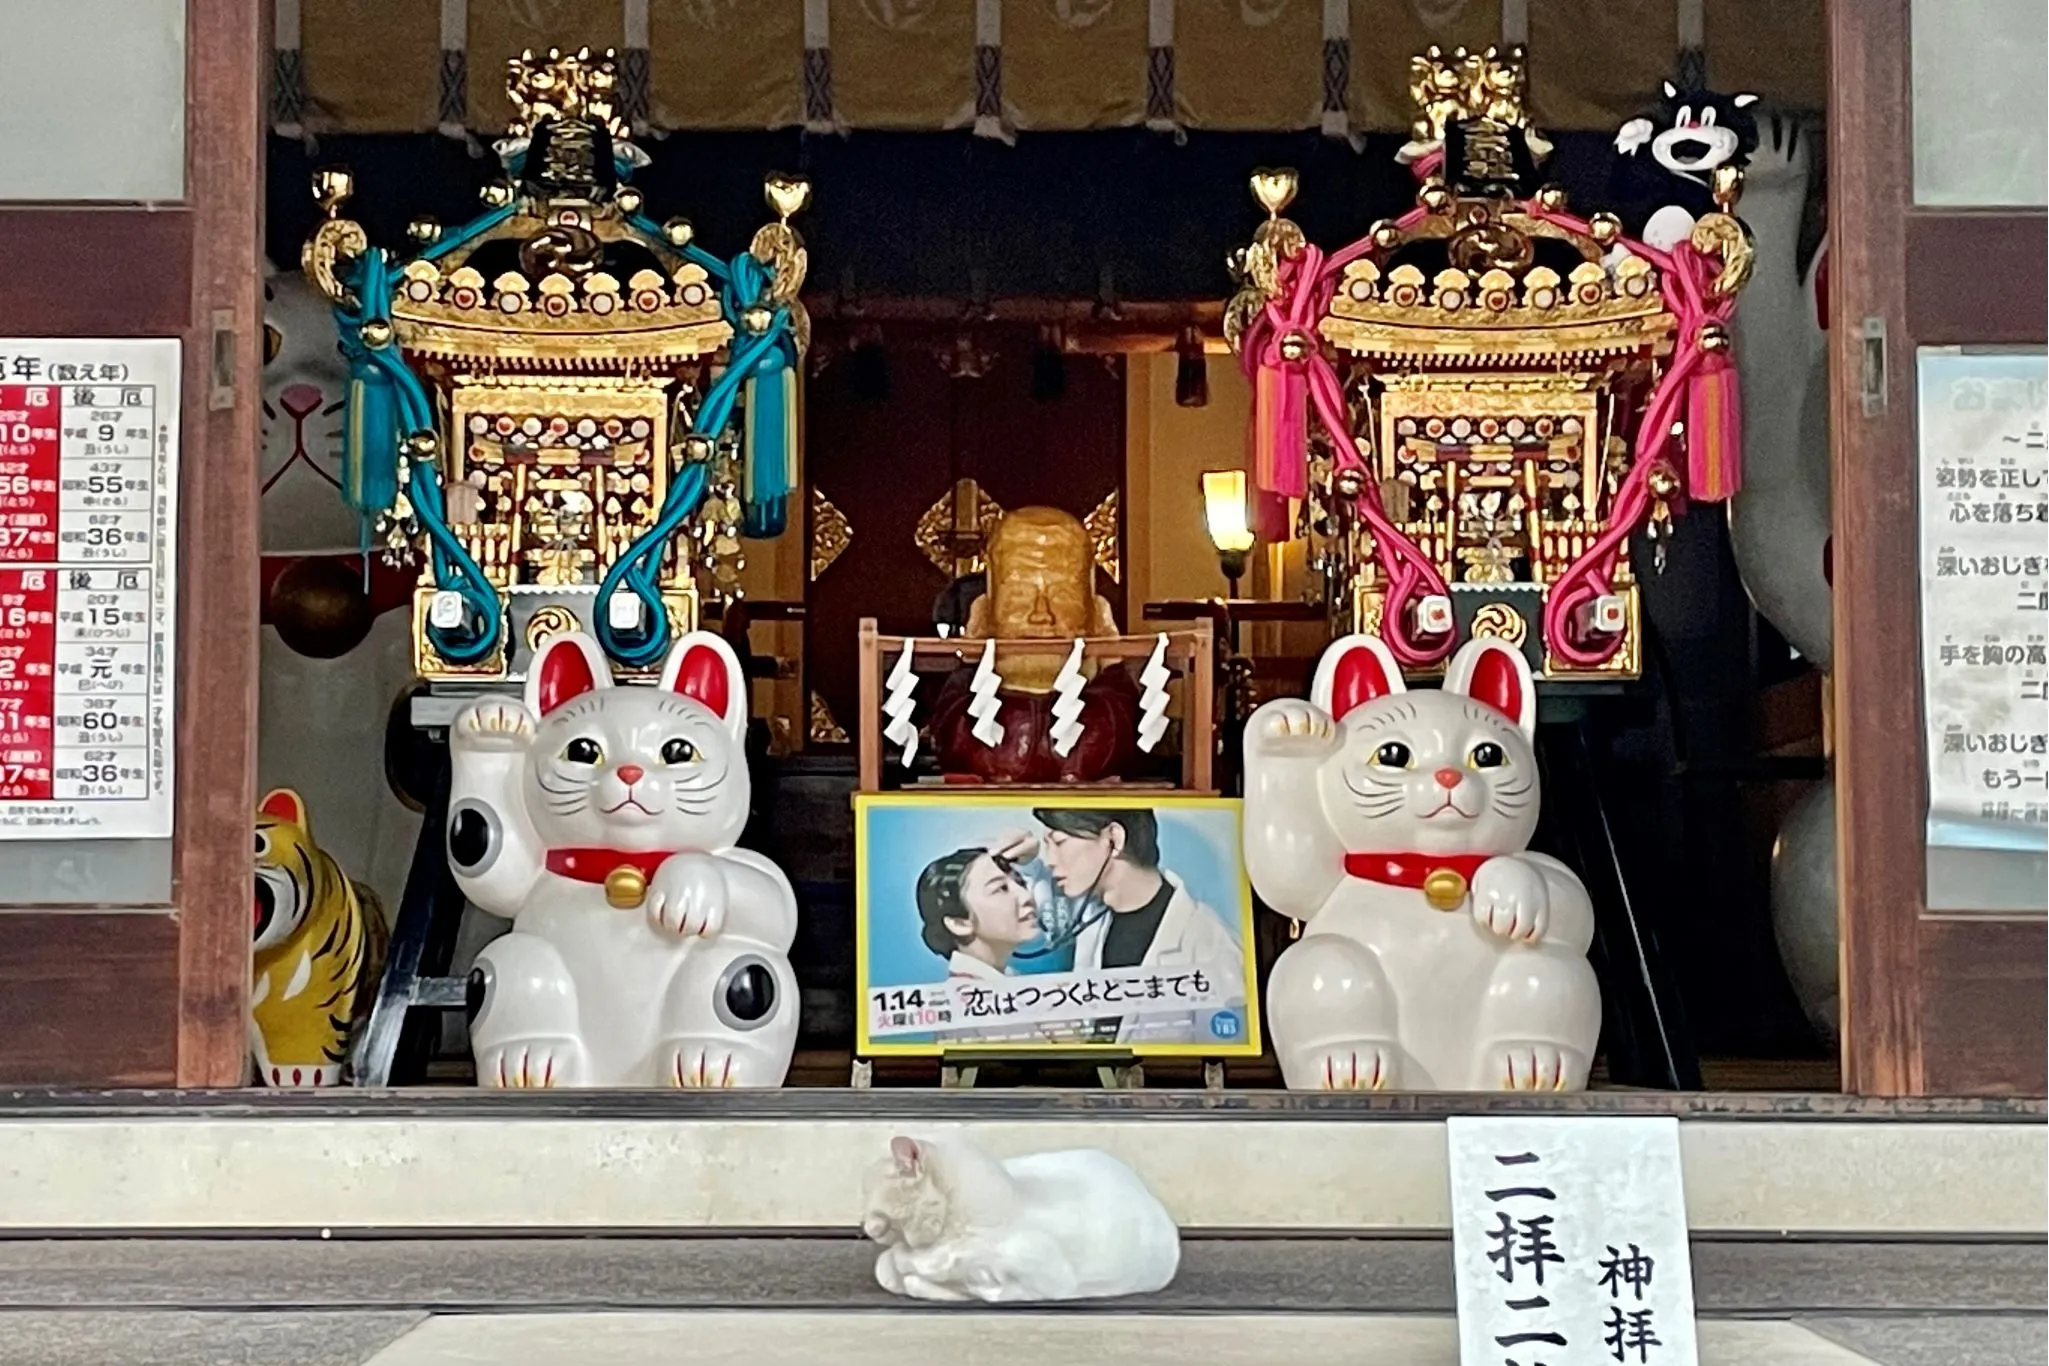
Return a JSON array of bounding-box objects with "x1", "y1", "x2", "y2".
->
[{"x1": 853, "y1": 791, "x2": 1263, "y2": 1059}]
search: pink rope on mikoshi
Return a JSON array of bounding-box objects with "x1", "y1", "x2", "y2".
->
[
  {"x1": 1240, "y1": 219, "x2": 1455, "y2": 668},
  {"x1": 1244, "y1": 196, "x2": 1744, "y2": 671},
  {"x1": 1521, "y1": 203, "x2": 1739, "y2": 668}
]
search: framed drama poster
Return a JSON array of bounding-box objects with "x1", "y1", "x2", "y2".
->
[{"x1": 853, "y1": 793, "x2": 1262, "y2": 1057}]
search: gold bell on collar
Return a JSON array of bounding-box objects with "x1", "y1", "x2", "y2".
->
[
  {"x1": 1422, "y1": 867, "x2": 1469, "y2": 912},
  {"x1": 605, "y1": 864, "x2": 649, "y2": 910}
]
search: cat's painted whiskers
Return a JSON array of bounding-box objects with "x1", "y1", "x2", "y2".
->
[
  {"x1": 536, "y1": 772, "x2": 591, "y2": 816},
  {"x1": 1341, "y1": 768, "x2": 1406, "y2": 818}
]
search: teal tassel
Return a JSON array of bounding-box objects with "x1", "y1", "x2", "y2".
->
[
  {"x1": 342, "y1": 361, "x2": 402, "y2": 525},
  {"x1": 741, "y1": 363, "x2": 795, "y2": 539},
  {"x1": 742, "y1": 496, "x2": 785, "y2": 539}
]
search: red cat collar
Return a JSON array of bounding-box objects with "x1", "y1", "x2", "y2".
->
[
  {"x1": 1342, "y1": 852, "x2": 1491, "y2": 911},
  {"x1": 545, "y1": 848, "x2": 676, "y2": 910}
]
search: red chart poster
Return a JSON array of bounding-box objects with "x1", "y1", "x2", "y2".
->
[{"x1": 0, "y1": 340, "x2": 179, "y2": 839}]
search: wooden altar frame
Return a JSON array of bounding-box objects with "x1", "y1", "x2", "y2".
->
[
  {"x1": 0, "y1": 0, "x2": 263, "y2": 1086},
  {"x1": 855, "y1": 619, "x2": 1215, "y2": 795}
]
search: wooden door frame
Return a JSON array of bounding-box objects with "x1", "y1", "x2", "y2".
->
[
  {"x1": 0, "y1": 0, "x2": 261, "y2": 1086},
  {"x1": 1829, "y1": 0, "x2": 2048, "y2": 1096}
]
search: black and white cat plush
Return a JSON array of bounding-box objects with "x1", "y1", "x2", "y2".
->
[{"x1": 1612, "y1": 81, "x2": 1761, "y2": 253}]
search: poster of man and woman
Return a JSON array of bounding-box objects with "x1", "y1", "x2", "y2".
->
[{"x1": 853, "y1": 793, "x2": 1261, "y2": 1055}]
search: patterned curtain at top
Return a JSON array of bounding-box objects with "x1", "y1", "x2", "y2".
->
[
  {"x1": 273, "y1": 0, "x2": 1825, "y2": 140},
  {"x1": 290, "y1": 0, "x2": 443, "y2": 134},
  {"x1": 650, "y1": 1, "x2": 805, "y2": 130},
  {"x1": 1528, "y1": 0, "x2": 1675, "y2": 131},
  {"x1": 1170, "y1": 0, "x2": 1326, "y2": 132},
  {"x1": 1706, "y1": 0, "x2": 1824, "y2": 112},
  {"x1": 1003, "y1": 1, "x2": 1150, "y2": 133},
  {"x1": 829, "y1": 0, "x2": 975, "y2": 130}
]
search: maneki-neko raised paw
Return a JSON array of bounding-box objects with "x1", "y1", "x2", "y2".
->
[
  {"x1": 448, "y1": 629, "x2": 800, "y2": 1088},
  {"x1": 1244, "y1": 634, "x2": 1601, "y2": 1092}
]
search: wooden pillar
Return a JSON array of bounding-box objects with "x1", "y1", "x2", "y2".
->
[{"x1": 175, "y1": 0, "x2": 266, "y2": 1087}]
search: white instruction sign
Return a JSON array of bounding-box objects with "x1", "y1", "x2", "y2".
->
[
  {"x1": 1448, "y1": 1116, "x2": 1699, "y2": 1366},
  {"x1": 1917, "y1": 347, "x2": 2049, "y2": 843},
  {"x1": 0, "y1": 339, "x2": 179, "y2": 839}
]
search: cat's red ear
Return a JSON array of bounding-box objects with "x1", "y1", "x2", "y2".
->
[
  {"x1": 1445, "y1": 638, "x2": 1537, "y2": 737},
  {"x1": 659, "y1": 631, "x2": 747, "y2": 738},
  {"x1": 525, "y1": 633, "x2": 613, "y2": 716},
  {"x1": 1310, "y1": 634, "x2": 1408, "y2": 722},
  {"x1": 890, "y1": 1136, "x2": 922, "y2": 1175}
]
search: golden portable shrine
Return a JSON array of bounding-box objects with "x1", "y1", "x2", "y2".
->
[
  {"x1": 301, "y1": 46, "x2": 808, "y2": 684},
  {"x1": 1229, "y1": 44, "x2": 1753, "y2": 682}
]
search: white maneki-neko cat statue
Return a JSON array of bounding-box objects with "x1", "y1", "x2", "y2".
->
[
  {"x1": 447, "y1": 629, "x2": 799, "y2": 1088},
  {"x1": 1244, "y1": 635, "x2": 1600, "y2": 1091}
]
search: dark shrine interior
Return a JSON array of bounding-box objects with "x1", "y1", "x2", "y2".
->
[{"x1": 266, "y1": 122, "x2": 1833, "y2": 1084}]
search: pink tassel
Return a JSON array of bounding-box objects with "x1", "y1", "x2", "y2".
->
[
  {"x1": 1254, "y1": 361, "x2": 1308, "y2": 500},
  {"x1": 1685, "y1": 354, "x2": 1742, "y2": 502}
]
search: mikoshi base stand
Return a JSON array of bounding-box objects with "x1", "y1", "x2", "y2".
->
[{"x1": 351, "y1": 688, "x2": 484, "y2": 1088}]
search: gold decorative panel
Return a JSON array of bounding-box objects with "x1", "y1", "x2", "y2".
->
[
  {"x1": 808, "y1": 691, "x2": 850, "y2": 746},
  {"x1": 1469, "y1": 601, "x2": 1528, "y2": 648},
  {"x1": 523, "y1": 605, "x2": 579, "y2": 653},
  {"x1": 914, "y1": 478, "x2": 1004, "y2": 579},
  {"x1": 809, "y1": 488, "x2": 851, "y2": 581},
  {"x1": 1085, "y1": 490, "x2": 1120, "y2": 584}
]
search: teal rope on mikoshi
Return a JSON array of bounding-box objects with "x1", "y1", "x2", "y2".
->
[
  {"x1": 627, "y1": 214, "x2": 736, "y2": 284},
  {"x1": 333, "y1": 247, "x2": 503, "y2": 666},
  {"x1": 595, "y1": 237, "x2": 800, "y2": 668},
  {"x1": 594, "y1": 317, "x2": 791, "y2": 668},
  {"x1": 328, "y1": 192, "x2": 798, "y2": 672},
  {"x1": 335, "y1": 249, "x2": 404, "y2": 530},
  {"x1": 630, "y1": 220, "x2": 799, "y2": 532}
]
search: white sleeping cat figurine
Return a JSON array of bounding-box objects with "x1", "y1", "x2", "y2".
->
[
  {"x1": 860, "y1": 1134, "x2": 1180, "y2": 1303},
  {"x1": 447, "y1": 629, "x2": 799, "y2": 1088},
  {"x1": 1243, "y1": 635, "x2": 1600, "y2": 1092}
]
